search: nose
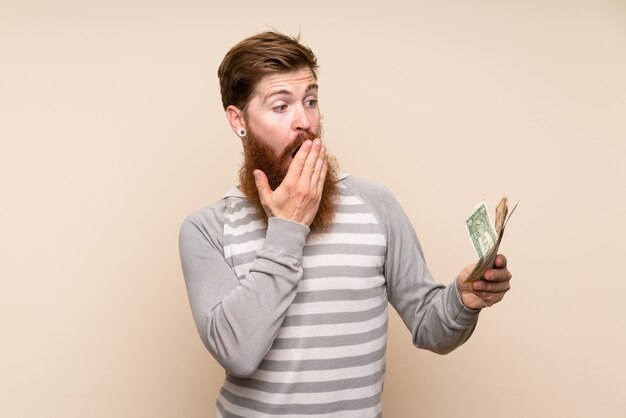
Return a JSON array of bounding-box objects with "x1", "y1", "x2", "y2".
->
[{"x1": 293, "y1": 104, "x2": 312, "y2": 132}]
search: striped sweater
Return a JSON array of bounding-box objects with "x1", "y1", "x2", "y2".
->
[{"x1": 180, "y1": 175, "x2": 479, "y2": 417}]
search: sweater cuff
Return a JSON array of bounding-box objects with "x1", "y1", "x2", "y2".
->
[
  {"x1": 449, "y1": 282, "x2": 481, "y2": 325},
  {"x1": 263, "y1": 217, "x2": 310, "y2": 259}
]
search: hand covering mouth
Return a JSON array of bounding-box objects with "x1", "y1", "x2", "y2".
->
[{"x1": 287, "y1": 130, "x2": 318, "y2": 159}]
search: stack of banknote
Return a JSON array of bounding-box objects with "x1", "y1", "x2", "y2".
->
[{"x1": 464, "y1": 197, "x2": 518, "y2": 282}]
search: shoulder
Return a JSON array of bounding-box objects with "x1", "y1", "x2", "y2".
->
[
  {"x1": 340, "y1": 174, "x2": 395, "y2": 202},
  {"x1": 182, "y1": 198, "x2": 226, "y2": 229},
  {"x1": 179, "y1": 195, "x2": 241, "y2": 252},
  {"x1": 338, "y1": 174, "x2": 408, "y2": 233},
  {"x1": 340, "y1": 174, "x2": 401, "y2": 213},
  {"x1": 181, "y1": 185, "x2": 249, "y2": 234},
  {"x1": 339, "y1": 174, "x2": 416, "y2": 233}
]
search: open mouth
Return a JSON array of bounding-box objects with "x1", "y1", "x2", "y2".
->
[{"x1": 291, "y1": 144, "x2": 303, "y2": 158}]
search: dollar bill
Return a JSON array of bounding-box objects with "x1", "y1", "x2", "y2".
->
[
  {"x1": 465, "y1": 201, "x2": 497, "y2": 260},
  {"x1": 464, "y1": 197, "x2": 518, "y2": 282}
]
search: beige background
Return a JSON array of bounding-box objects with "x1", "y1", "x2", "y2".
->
[{"x1": 2, "y1": 0, "x2": 625, "y2": 417}]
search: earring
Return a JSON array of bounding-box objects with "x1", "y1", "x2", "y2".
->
[{"x1": 238, "y1": 128, "x2": 246, "y2": 138}]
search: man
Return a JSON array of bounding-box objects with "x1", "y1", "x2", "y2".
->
[{"x1": 179, "y1": 31, "x2": 512, "y2": 417}]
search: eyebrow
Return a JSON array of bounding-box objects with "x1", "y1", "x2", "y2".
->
[{"x1": 263, "y1": 83, "x2": 318, "y2": 102}]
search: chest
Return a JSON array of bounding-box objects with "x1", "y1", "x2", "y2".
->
[{"x1": 223, "y1": 193, "x2": 387, "y2": 282}]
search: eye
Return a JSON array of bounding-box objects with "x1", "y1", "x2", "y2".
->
[
  {"x1": 305, "y1": 99, "x2": 318, "y2": 108},
  {"x1": 273, "y1": 104, "x2": 288, "y2": 113}
]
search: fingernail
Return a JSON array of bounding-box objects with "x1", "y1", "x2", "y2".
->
[{"x1": 314, "y1": 138, "x2": 321, "y2": 145}]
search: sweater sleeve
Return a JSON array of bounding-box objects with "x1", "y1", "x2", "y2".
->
[
  {"x1": 179, "y1": 201, "x2": 309, "y2": 376},
  {"x1": 344, "y1": 177, "x2": 480, "y2": 354}
]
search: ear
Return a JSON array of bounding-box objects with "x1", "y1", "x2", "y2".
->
[{"x1": 226, "y1": 105, "x2": 246, "y2": 136}]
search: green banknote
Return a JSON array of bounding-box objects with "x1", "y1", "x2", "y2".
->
[
  {"x1": 465, "y1": 202, "x2": 497, "y2": 260},
  {"x1": 464, "y1": 197, "x2": 518, "y2": 282}
]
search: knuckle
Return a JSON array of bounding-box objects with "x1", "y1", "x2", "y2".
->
[{"x1": 294, "y1": 188, "x2": 307, "y2": 199}]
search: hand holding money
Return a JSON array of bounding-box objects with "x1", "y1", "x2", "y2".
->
[
  {"x1": 465, "y1": 197, "x2": 518, "y2": 283},
  {"x1": 455, "y1": 197, "x2": 516, "y2": 310}
]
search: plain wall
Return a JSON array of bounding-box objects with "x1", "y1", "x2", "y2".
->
[{"x1": 2, "y1": 0, "x2": 625, "y2": 417}]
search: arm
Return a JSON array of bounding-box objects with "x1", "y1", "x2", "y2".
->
[
  {"x1": 180, "y1": 209, "x2": 309, "y2": 377},
  {"x1": 180, "y1": 139, "x2": 327, "y2": 376},
  {"x1": 383, "y1": 190, "x2": 480, "y2": 354},
  {"x1": 345, "y1": 177, "x2": 480, "y2": 354},
  {"x1": 385, "y1": 194, "x2": 479, "y2": 354}
]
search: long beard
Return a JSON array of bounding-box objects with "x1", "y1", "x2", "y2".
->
[{"x1": 238, "y1": 128, "x2": 340, "y2": 234}]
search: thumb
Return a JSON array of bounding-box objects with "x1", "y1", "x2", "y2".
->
[
  {"x1": 456, "y1": 263, "x2": 476, "y2": 290},
  {"x1": 253, "y1": 170, "x2": 272, "y2": 203}
]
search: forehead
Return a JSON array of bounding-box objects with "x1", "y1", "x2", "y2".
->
[{"x1": 253, "y1": 68, "x2": 318, "y2": 99}]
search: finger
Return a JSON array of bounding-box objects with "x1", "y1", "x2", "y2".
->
[
  {"x1": 455, "y1": 263, "x2": 476, "y2": 288},
  {"x1": 253, "y1": 170, "x2": 272, "y2": 208},
  {"x1": 310, "y1": 145, "x2": 326, "y2": 188},
  {"x1": 462, "y1": 263, "x2": 476, "y2": 279},
  {"x1": 301, "y1": 138, "x2": 322, "y2": 180},
  {"x1": 316, "y1": 153, "x2": 328, "y2": 195},
  {"x1": 494, "y1": 254, "x2": 507, "y2": 268},
  {"x1": 472, "y1": 278, "x2": 511, "y2": 293},
  {"x1": 285, "y1": 140, "x2": 312, "y2": 181},
  {"x1": 483, "y1": 267, "x2": 512, "y2": 282}
]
